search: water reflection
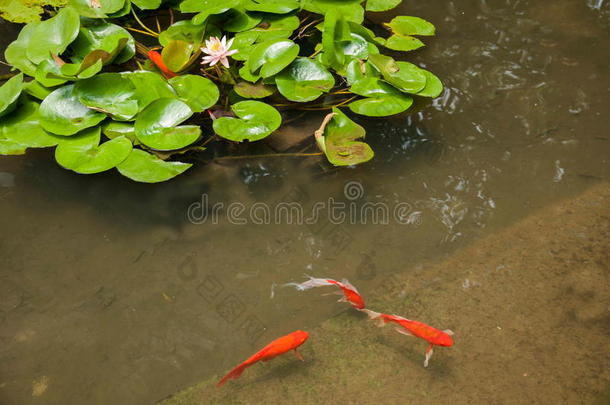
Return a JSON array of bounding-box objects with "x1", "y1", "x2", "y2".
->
[{"x1": 1, "y1": 0, "x2": 609, "y2": 404}]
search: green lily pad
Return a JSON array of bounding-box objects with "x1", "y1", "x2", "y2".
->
[
  {"x1": 102, "y1": 121, "x2": 137, "y2": 143},
  {"x1": 368, "y1": 54, "x2": 427, "y2": 94},
  {"x1": 234, "y1": 81, "x2": 275, "y2": 99},
  {"x1": 169, "y1": 75, "x2": 219, "y2": 112},
  {"x1": 122, "y1": 71, "x2": 177, "y2": 111},
  {"x1": 181, "y1": 0, "x2": 241, "y2": 24},
  {"x1": 220, "y1": 8, "x2": 263, "y2": 32},
  {"x1": 68, "y1": 0, "x2": 126, "y2": 18},
  {"x1": 0, "y1": 73, "x2": 23, "y2": 118},
  {"x1": 0, "y1": 100, "x2": 62, "y2": 148},
  {"x1": 74, "y1": 73, "x2": 139, "y2": 120},
  {"x1": 26, "y1": 7, "x2": 80, "y2": 64},
  {"x1": 385, "y1": 16, "x2": 436, "y2": 36},
  {"x1": 23, "y1": 80, "x2": 55, "y2": 100},
  {"x1": 304, "y1": 0, "x2": 364, "y2": 23},
  {"x1": 39, "y1": 84, "x2": 106, "y2": 136},
  {"x1": 213, "y1": 100, "x2": 281, "y2": 142},
  {"x1": 416, "y1": 69, "x2": 444, "y2": 98},
  {"x1": 320, "y1": 108, "x2": 373, "y2": 166},
  {"x1": 4, "y1": 22, "x2": 39, "y2": 76},
  {"x1": 348, "y1": 94, "x2": 413, "y2": 116},
  {"x1": 0, "y1": 139, "x2": 27, "y2": 155},
  {"x1": 55, "y1": 127, "x2": 132, "y2": 174},
  {"x1": 247, "y1": 39, "x2": 300, "y2": 78},
  {"x1": 275, "y1": 58, "x2": 335, "y2": 102},
  {"x1": 345, "y1": 59, "x2": 380, "y2": 85},
  {"x1": 134, "y1": 98, "x2": 201, "y2": 150},
  {"x1": 244, "y1": 0, "x2": 300, "y2": 13},
  {"x1": 159, "y1": 20, "x2": 206, "y2": 47},
  {"x1": 365, "y1": 0, "x2": 401, "y2": 12},
  {"x1": 131, "y1": 0, "x2": 162, "y2": 9},
  {"x1": 71, "y1": 22, "x2": 134, "y2": 65},
  {"x1": 384, "y1": 35, "x2": 425, "y2": 52},
  {"x1": 117, "y1": 149, "x2": 192, "y2": 183},
  {"x1": 161, "y1": 40, "x2": 195, "y2": 72}
]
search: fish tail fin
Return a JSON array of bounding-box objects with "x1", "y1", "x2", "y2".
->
[
  {"x1": 360, "y1": 309, "x2": 386, "y2": 326},
  {"x1": 217, "y1": 363, "x2": 248, "y2": 387},
  {"x1": 283, "y1": 275, "x2": 336, "y2": 291}
]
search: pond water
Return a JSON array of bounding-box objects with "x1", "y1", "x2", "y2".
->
[{"x1": 0, "y1": 0, "x2": 608, "y2": 404}]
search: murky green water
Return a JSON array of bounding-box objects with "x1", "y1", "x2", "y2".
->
[{"x1": 0, "y1": 1, "x2": 608, "y2": 404}]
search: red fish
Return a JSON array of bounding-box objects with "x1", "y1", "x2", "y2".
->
[
  {"x1": 362, "y1": 309, "x2": 454, "y2": 367},
  {"x1": 147, "y1": 50, "x2": 177, "y2": 79},
  {"x1": 217, "y1": 330, "x2": 309, "y2": 387},
  {"x1": 284, "y1": 276, "x2": 366, "y2": 309}
]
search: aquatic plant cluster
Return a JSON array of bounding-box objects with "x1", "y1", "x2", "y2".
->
[
  {"x1": 0, "y1": 0, "x2": 442, "y2": 182},
  {"x1": 219, "y1": 276, "x2": 454, "y2": 386}
]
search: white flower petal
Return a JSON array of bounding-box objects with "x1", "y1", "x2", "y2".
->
[{"x1": 220, "y1": 57, "x2": 230, "y2": 68}]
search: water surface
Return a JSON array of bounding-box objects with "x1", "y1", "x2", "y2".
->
[{"x1": 0, "y1": 0, "x2": 608, "y2": 404}]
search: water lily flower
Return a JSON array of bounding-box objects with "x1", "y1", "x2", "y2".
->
[{"x1": 200, "y1": 36, "x2": 238, "y2": 68}]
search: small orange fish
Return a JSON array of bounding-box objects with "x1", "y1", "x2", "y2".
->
[
  {"x1": 217, "y1": 330, "x2": 309, "y2": 387},
  {"x1": 284, "y1": 276, "x2": 366, "y2": 309},
  {"x1": 362, "y1": 309, "x2": 454, "y2": 367},
  {"x1": 147, "y1": 50, "x2": 177, "y2": 79}
]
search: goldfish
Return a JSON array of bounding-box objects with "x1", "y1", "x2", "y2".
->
[
  {"x1": 284, "y1": 275, "x2": 366, "y2": 309},
  {"x1": 362, "y1": 309, "x2": 454, "y2": 367},
  {"x1": 147, "y1": 50, "x2": 177, "y2": 79},
  {"x1": 217, "y1": 330, "x2": 309, "y2": 387}
]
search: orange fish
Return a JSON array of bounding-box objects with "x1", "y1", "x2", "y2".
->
[
  {"x1": 147, "y1": 50, "x2": 177, "y2": 79},
  {"x1": 217, "y1": 330, "x2": 309, "y2": 387},
  {"x1": 284, "y1": 276, "x2": 366, "y2": 309},
  {"x1": 362, "y1": 309, "x2": 454, "y2": 367}
]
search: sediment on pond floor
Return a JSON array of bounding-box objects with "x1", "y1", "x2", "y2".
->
[{"x1": 160, "y1": 183, "x2": 610, "y2": 405}]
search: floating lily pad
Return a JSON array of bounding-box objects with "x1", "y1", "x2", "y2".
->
[
  {"x1": 213, "y1": 100, "x2": 281, "y2": 142},
  {"x1": 26, "y1": 7, "x2": 80, "y2": 64},
  {"x1": 23, "y1": 80, "x2": 55, "y2": 100},
  {"x1": 159, "y1": 20, "x2": 205, "y2": 47},
  {"x1": 244, "y1": 0, "x2": 300, "y2": 13},
  {"x1": 122, "y1": 71, "x2": 177, "y2": 111},
  {"x1": 55, "y1": 127, "x2": 132, "y2": 174},
  {"x1": 69, "y1": 0, "x2": 126, "y2": 18},
  {"x1": 161, "y1": 40, "x2": 195, "y2": 72},
  {"x1": 349, "y1": 94, "x2": 412, "y2": 116},
  {"x1": 4, "y1": 23, "x2": 39, "y2": 76},
  {"x1": 117, "y1": 149, "x2": 192, "y2": 183},
  {"x1": 247, "y1": 39, "x2": 299, "y2": 78},
  {"x1": 71, "y1": 22, "x2": 135, "y2": 65},
  {"x1": 320, "y1": 108, "x2": 374, "y2": 166},
  {"x1": 134, "y1": 98, "x2": 201, "y2": 150},
  {"x1": 102, "y1": 121, "x2": 137, "y2": 143},
  {"x1": 234, "y1": 81, "x2": 275, "y2": 99},
  {"x1": 416, "y1": 69, "x2": 444, "y2": 98},
  {"x1": 131, "y1": 0, "x2": 162, "y2": 9},
  {"x1": 39, "y1": 84, "x2": 106, "y2": 136},
  {"x1": 304, "y1": 0, "x2": 364, "y2": 23},
  {"x1": 0, "y1": 140, "x2": 27, "y2": 155},
  {"x1": 385, "y1": 16, "x2": 436, "y2": 36},
  {"x1": 74, "y1": 73, "x2": 139, "y2": 120},
  {"x1": 0, "y1": 73, "x2": 23, "y2": 118},
  {"x1": 169, "y1": 75, "x2": 219, "y2": 112},
  {"x1": 365, "y1": 0, "x2": 401, "y2": 12},
  {"x1": 220, "y1": 8, "x2": 263, "y2": 32},
  {"x1": 368, "y1": 54, "x2": 427, "y2": 93},
  {"x1": 275, "y1": 58, "x2": 335, "y2": 102},
  {"x1": 0, "y1": 100, "x2": 61, "y2": 148}
]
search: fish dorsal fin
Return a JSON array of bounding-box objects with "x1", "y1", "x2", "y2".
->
[
  {"x1": 340, "y1": 278, "x2": 359, "y2": 292},
  {"x1": 443, "y1": 329, "x2": 455, "y2": 336}
]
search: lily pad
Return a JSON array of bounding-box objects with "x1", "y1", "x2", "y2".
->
[
  {"x1": 247, "y1": 39, "x2": 300, "y2": 78},
  {"x1": 168, "y1": 75, "x2": 219, "y2": 112},
  {"x1": 416, "y1": 69, "x2": 444, "y2": 98},
  {"x1": 117, "y1": 149, "x2": 192, "y2": 183},
  {"x1": 384, "y1": 35, "x2": 425, "y2": 52},
  {"x1": 26, "y1": 7, "x2": 80, "y2": 64},
  {"x1": 385, "y1": 16, "x2": 436, "y2": 36},
  {"x1": 122, "y1": 71, "x2": 177, "y2": 111},
  {"x1": 0, "y1": 73, "x2": 23, "y2": 118},
  {"x1": 348, "y1": 94, "x2": 413, "y2": 116},
  {"x1": 320, "y1": 108, "x2": 373, "y2": 166},
  {"x1": 4, "y1": 22, "x2": 39, "y2": 76},
  {"x1": 71, "y1": 22, "x2": 135, "y2": 65},
  {"x1": 304, "y1": 0, "x2": 364, "y2": 23},
  {"x1": 39, "y1": 84, "x2": 106, "y2": 136},
  {"x1": 134, "y1": 98, "x2": 201, "y2": 150},
  {"x1": 102, "y1": 121, "x2": 137, "y2": 143},
  {"x1": 234, "y1": 81, "x2": 275, "y2": 99},
  {"x1": 275, "y1": 58, "x2": 335, "y2": 102},
  {"x1": 74, "y1": 73, "x2": 139, "y2": 120},
  {"x1": 244, "y1": 0, "x2": 300, "y2": 13},
  {"x1": 131, "y1": 0, "x2": 162, "y2": 9},
  {"x1": 213, "y1": 100, "x2": 281, "y2": 142},
  {"x1": 55, "y1": 127, "x2": 132, "y2": 174},
  {"x1": 69, "y1": 0, "x2": 126, "y2": 18},
  {"x1": 0, "y1": 140, "x2": 27, "y2": 155},
  {"x1": 0, "y1": 100, "x2": 62, "y2": 148},
  {"x1": 365, "y1": 0, "x2": 401, "y2": 12},
  {"x1": 159, "y1": 20, "x2": 206, "y2": 47},
  {"x1": 368, "y1": 54, "x2": 427, "y2": 93}
]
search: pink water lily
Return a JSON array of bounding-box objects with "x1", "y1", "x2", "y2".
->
[{"x1": 200, "y1": 36, "x2": 238, "y2": 68}]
